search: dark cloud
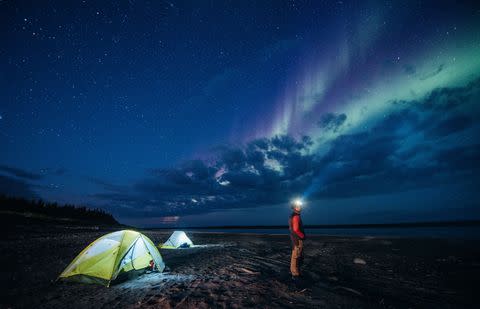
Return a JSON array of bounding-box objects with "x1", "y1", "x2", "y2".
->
[
  {"x1": 0, "y1": 165, "x2": 43, "y2": 180},
  {"x1": 393, "y1": 76, "x2": 480, "y2": 112},
  {"x1": 434, "y1": 143, "x2": 480, "y2": 172},
  {"x1": 419, "y1": 64, "x2": 445, "y2": 81},
  {"x1": 426, "y1": 114, "x2": 473, "y2": 137},
  {"x1": 372, "y1": 109, "x2": 420, "y2": 133},
  {"x1": 93, "y1": 135, "x2": 315, "y2": 217},
  {"x1": 0, "y1": 175, "x2": 38, "y2": 199},
  {"x1": 92, "y1": 78, "x2": 480, "y2": 218},
  {"x1": 403, "y1": 64, "x2": 445, "y2": 81},
  {"x1": 397, "y1": 144, "x2": 433, "y2": 161},
  {"x1": 318, "y1": 113, "x2": 347, "y2": 132},
  {"x1": 307, "y1": 77, "x2": 480, "y2": 199}
]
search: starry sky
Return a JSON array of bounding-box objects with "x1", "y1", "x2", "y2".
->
[{"x1": 1, "y1": 0, "x2": 480, "y2": 227}]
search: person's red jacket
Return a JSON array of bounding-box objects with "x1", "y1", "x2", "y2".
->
[{"x1": 291, "y1": 214, "x2": 305, "y2": 239}]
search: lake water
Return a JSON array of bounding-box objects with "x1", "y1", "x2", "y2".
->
[{"x1": 183, "y1": 226, "x2": 480, "y2": 239}]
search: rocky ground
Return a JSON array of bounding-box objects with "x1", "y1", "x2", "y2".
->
[{"x1": 1, "y1": 227, "x2": 479, "y2": 308}]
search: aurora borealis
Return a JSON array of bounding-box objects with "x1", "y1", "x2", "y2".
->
[{"x1": 1, "y1": 1, "x2": 479, "y2": 226}]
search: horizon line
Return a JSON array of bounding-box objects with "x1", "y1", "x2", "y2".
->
[{"x1": 139, "y1": 219, "x2": 480, "y2": 230}]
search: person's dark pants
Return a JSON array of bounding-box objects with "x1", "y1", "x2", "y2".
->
[{"x1": 290, "y1": 239, "x2": 304, "y2": 277}]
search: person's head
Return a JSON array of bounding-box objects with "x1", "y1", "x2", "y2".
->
[{"x1": 291, "y1": 199, "x2": 303, "y2": 213}]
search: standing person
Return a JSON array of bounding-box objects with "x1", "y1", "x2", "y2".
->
[{"x1": 289, "y1": 199, "x2": 305, "y2": 280}]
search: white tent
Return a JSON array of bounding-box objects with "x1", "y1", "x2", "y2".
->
[{"x1": 161, "y1": 231, "x2": 193, "y2": 249}]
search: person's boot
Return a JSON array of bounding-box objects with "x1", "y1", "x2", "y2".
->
[{"x1": 291, "y1": 275, "x2": 303, "y2": 291}]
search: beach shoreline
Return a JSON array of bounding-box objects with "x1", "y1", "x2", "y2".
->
[{"x1": 1, "y1": 226, "x2": 479, "y2": 308}]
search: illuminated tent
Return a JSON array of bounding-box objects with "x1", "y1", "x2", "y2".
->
[
  {"x1": 58, "y1": 230, "x2": 165, "y2": 286},
  {"x1": 161, "y1": 231, "x2": 193, "y2": 249}
]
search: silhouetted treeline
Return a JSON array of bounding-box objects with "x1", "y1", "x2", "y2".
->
[{"x1": 0, "y1": 195, "x2": 118, "y2": 225}]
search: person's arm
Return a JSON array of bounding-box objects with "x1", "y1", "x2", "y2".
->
[{"x1": 292, "y1": 216, "x2": 305, "y2": 239}]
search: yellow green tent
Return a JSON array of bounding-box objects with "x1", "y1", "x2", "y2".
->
[{"x1": 58, "y1": 230, "x2": 165, "y2": 286}]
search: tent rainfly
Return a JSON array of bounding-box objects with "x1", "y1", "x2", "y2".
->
[
  {"x1": 58, "y1": 230, "x2": 165, "y2": 286},
  {"x1": 161, "y1": 231, "x2": 193, "y2": 249}
]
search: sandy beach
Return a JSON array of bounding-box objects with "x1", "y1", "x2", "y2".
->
[{"x1": 1, "y1": 227, "x2": 479, "y2": 308}]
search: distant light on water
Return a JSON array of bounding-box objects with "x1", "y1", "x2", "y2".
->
[{"x1": 159, "y1": 216, "x2": 180, "y2": 224}]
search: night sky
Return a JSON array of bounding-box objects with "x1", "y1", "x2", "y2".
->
[{"x1": 1, "y1": 1, "x2": 479, "y2": 227}]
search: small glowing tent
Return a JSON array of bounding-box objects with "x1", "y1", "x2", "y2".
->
[
  {"x1": 161, "y1": 231, "x2": 193, "y2": 249},
  {"x1": 58, "y1": 230, "x2": 165, "y2": 286}
]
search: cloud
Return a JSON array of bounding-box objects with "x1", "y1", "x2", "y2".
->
[
  {"x1": 0, "y1": 165, "x2": 43, "y2": 180},
  {"x1": 92, "y1": 135, "x2": 315, "y2": 217},
  {"x1": 393, "y1": 76, "x2": 480, "y2": 112},
  {"x1": 419, "y1": 64, "x2": 445, "y2": 81},
  {"x1": 307, "y1": 77, "x2": 480, "y2": 198},
  {"x1": 434, "y1": 143, "x2": 480, "y2": 172},
  {"x1": 404, "y1": 64, "x2": 445, "y2": 80},
  {"x1": 426, "y1": 114, "x2": 473, "y2": 137},
  {"x1": 318, "y1": 113, "x2": 347, "y2": 132},
  {"x1": 0, "y1": 175, "x2": 38, "y2": 199},
  {"x1": 0, "y1": 165, "x2": 70, "y2": 201},
  {"x1": 91, "y1": 77, "x2": 480, "y2": 218}
]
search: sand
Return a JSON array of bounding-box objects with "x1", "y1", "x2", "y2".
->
[{"x1": 1, "y1": 227, "x2": 479, "y2": 308}]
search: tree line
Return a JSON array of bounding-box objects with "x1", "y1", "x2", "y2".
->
[{"x1": 0, "y1": 195, "x2": 118, "y2": 225}]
